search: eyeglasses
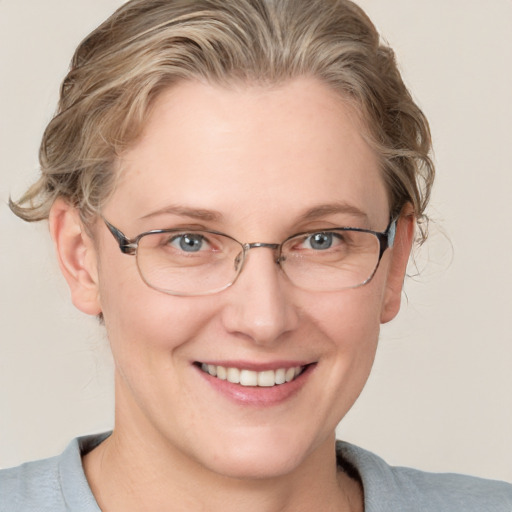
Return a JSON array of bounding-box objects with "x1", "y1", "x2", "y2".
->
[{"x1": 103, "y1": 217, "x2": 397, "y2": 296}]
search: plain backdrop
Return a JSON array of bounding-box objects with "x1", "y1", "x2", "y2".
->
[{"x1": 1, "y1": 1, "x2": 511, "y2": 481}]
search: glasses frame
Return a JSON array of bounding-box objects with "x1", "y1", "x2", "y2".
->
[{"x1": 103, "y1": 217, "x2": 398, "y2": 296}]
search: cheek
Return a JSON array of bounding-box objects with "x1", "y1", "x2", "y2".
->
[
  {"x1": 305, "y1": 284, "x2": 385, "y2": 410},
  {"x1": 96, "y1": 250, "x2": 213, "y2": 361},
  {"x1": 309, "y1": 283, "x2": 384, "y2": 349}
]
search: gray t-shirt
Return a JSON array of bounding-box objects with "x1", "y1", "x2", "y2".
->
[{"x1": 1, "y1": 433, "x2": 511, "y2": 511}]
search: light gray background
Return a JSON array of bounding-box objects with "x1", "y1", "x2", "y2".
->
[{"x1": 1, "y1": 1, "x2": 511, "y2": 481}]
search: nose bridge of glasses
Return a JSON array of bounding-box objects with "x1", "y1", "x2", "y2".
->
[
  {"x1": 245, "y1": 242, "x2": 282, "y2": 260},
  {"x1": 236, "y1": 242, "x2": 282, "y2": 271},
  {"x1": 245, "y1": 242, "x2": 281, "y2": 251}
]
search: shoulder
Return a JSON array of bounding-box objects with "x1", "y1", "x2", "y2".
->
[
  {"x1": 0, "y1": 452, "x2": 64, "y2": 512},
  {"x1": 337, "y1": 441, "x2": 512, "y2": 512},
  {"x1": 0, "y1": 434, "x2": 107, "y2": 512}
]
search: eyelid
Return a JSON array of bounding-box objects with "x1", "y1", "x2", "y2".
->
[
  {"x1": 169, "y1": 231, "x2": 207, "y2": 243},
  {"x1": 292, "y1": 219, "x2": 367, "y2": 232},
  {"x1": 303, "y1": 230, "x2": 345, "y2": 241},
  {"x1": 288, "y1": 226, "x2": 354, "y2": 239},
  {"x1": 142, "y1": 225, "x2": 364, "y2": 246}
]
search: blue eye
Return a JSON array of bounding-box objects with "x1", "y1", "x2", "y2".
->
[
  {"x1": 171, "y1": 233, "x2": 206, "y2": 252},
  {"x1": 304, "y1": 232, "x2": 336, "y2": 250}
]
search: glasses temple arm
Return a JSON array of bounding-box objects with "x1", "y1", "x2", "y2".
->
[{"x1": 103, "y1": 218, "x2": 137, "y2": 254}]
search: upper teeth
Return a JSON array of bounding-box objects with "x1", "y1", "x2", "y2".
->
[{"x1": 200, "y1": 364, "x2": 303, "y2": 387}]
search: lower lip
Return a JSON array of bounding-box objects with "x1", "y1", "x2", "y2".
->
[{"x1": 195, "y1": 364, "x2": 315, "y2": 406}]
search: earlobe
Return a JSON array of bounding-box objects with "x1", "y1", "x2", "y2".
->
[
  {"x1": 49, "y1": 199, "x2": 102, "y2": 316},
  {"x1": 380, "y1": 209, "x2": 415, "y2": 324}
]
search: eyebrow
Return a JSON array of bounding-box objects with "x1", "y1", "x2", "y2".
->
[
  {"x1": 296, "y1": 202, "x2": 370, "y2": 225},
  {"x1": 139, "y1": 202, "x2": 369, "y2": 226},
  {"x1": 140, "y1": 205, "x2": 223, "y2": 222}
]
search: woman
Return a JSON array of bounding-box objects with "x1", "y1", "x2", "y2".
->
[{"x1": 2, "y1": 0, "x2": 511, "y2": 510}]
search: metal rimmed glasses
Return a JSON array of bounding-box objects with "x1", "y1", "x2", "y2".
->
[{"x1": 103, "y1": 218, "x2": 397, "y2": 296}]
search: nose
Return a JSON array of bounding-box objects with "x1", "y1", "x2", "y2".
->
[{"x1": 220, "y1": 246, "x2": 299, "y2": 346}]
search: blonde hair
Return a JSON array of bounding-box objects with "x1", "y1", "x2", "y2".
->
[{"x1": 10, "y1": 0, "x2": 434, "y2": 238}]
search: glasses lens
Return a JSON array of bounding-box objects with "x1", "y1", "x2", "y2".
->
[
  {"x1": 281, "y1": 229, "x2": 381, "y2": 291},
  {"x1": 136, "y1": 230, "x2": 242, "y2": 295}
]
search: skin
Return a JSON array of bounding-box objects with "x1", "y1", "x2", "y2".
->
[{"x1": 49, "y1": 77, "x2": 414, "y2": 512}]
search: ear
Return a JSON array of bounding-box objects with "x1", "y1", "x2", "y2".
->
[
  {"x1": 49, "y1": 198, "x2": 102, "y2": 316},
  {"x1": 380, "y1": 207, "x2": 415, "y2": 324}
]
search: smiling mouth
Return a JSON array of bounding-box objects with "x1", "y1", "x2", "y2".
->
[{"x1": 197, "y1": 363, "x2": 307, "y2": 387}]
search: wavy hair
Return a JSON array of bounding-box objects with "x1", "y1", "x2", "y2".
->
[{"x1": 10, "y1": 0, "x2": 434, "y2": 241}]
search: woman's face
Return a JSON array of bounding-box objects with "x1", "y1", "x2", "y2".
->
[{"x1": 76, "y1": 78, "x2": 411, "y2": 479}]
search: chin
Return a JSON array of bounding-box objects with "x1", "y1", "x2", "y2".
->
[
  {"x1": 193, "y1": 427, "x2": 322, "y2": 480},
  {"x1": 206, "y1": 450, "x2": 303, "y2": 481}
]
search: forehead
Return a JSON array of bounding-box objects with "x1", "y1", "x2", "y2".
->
[{"x1": 108, "y1": 78, "x2": 389, "y2": 232}]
